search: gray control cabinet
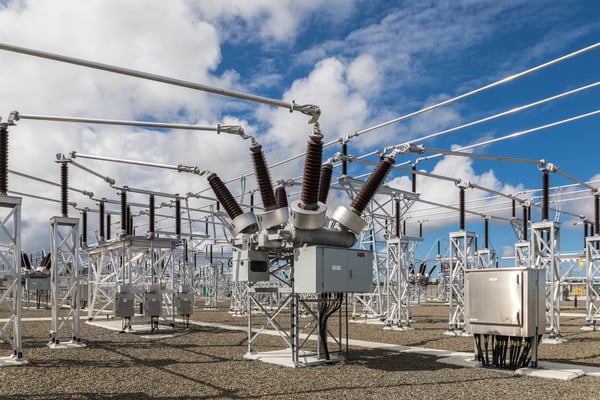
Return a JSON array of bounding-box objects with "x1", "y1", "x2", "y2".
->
[
  {"x1": 465, "y1": 267, "x2": 545, "y2": 337},
  {"x1": 174, "y1": 291, "x2": 195, "y2": 315},
  {"x1": 143, "y1": 291, "x2": 163, "y2": 317},
  {"x1": 25, "y1": 273, "x2": 50, "y2": 291},
  {"x1": 115, "y1": 292, "x2": 135, "y2": 318},
  {"x1": 293, "y1": 245, "x2": 372, "y2": 293},
  {"x1": 231, "y1": 248, "x2": 270, "y2": 282}
]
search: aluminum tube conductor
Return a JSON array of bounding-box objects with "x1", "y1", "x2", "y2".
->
[
  {"x1": 292, "y1": 227, "x2": 356, "y2": 248},
  {"x1": 0, "y1": 43, "x2": 323, "y2": 118}
]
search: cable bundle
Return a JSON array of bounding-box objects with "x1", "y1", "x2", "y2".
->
[{"x1": 474, "y1": 334, "x2": 541, "y2": 370}]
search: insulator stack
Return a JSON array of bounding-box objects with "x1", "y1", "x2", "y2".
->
[
  {"x1": 342, "y1": 142, "x2": 348, "y2": 176},
  {"x1": 106, "y1": 214, "x2": 111, "y2": 240},
  {"x1": 318, "y1": 164, "x2": 333, "y2": 204},
  {"x1": 82, "y1": 210, "x2": 87, "y2": 245},
  {"x1": 350, "y1": 156, "x2": 394, "y2": 214},
  {"x1": 0, "y1": 125, "x2": 8, "y2": 195},
  {"x1": 437, "y1": 239, "x2": 441, "y2": 257},
  {"x1": 99, "y1": 201, "x2": 105, "y2": 240},
  {"x1": 412, "y1": 165, "x2": 417, "y2": 193},
  {"x1": 250, "y1": 192, "x2": 254, "y2": 213},
  {"x1": 459, "y1": 187, "x2": 465, "y2": 231},
  {"x1": 175, "y1": 198, "x2": 181, "y2": 237},
  {"x1": 484, "y1": 218, "x2": 489, "y2": 249},
  {"x1": 183, "y1": 239, "x2": 188, "y2": 263},
  {"x1": 300, "y1": 131, "x2": 323, "y2": 210},
  {"x1": 205, "y1": 217, "x2": 209, "y2": 235},
  {"x1": 403, "y1": 220, "x2": 406, "y2": 236},
  {"x1": 595, "y1": 195, "x2": 599, "y2": 234},
  {"x1": 127, "y1": 206, "x2": 133, "y2": 235},
  {"x1": 542, "y1": 171, "x2": 549, "y2": 221},
  {"x1": 149, "y1": 194, "x2": 155, "y2": 234},
  {"x1": 250, "y1": 143, "x2": 276, "y2": 210},
  {"x1": 61, "y1": 162, "x2": 68, "y2": 217},
  {"x1": 207, "y1": 173, "x2": 243, "y2": 220},
  {"x1": 273, "y1": 186, "x2": 287, "y2": 208},
  {"x1": 584, "y1": 222, "x2": 588, "y2": 249},
  {"x1": 512, "y1": 199, "x2": 516, "y2": 218},
  {"x1": 419, "y1": 221, "x2": 423, "y2": 238},
  {"x1": 522, "y1": 205, "x2": 528, "y2": 241},
  {"x1": 395, "y1": 199, "x2": 400, "y2": 238},
  {"x1": 120, "y1": 191, "x2": 127, "y2": 234}
]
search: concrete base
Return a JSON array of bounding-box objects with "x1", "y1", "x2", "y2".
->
[
  {"x1": 245, "y1": 349, "x2": 344, "y2": 368},
  {"x1": 580, "y1": 325, "x2": 598, "y2": 331},
  {"x1": 443, "y1": 330, "x2": 472, "y2": 337},
  {"x1": 349, "y1": 317, "x2": 386, "y2": 326},
  {"x1": 438, "y1": 355, "x2": 588, "y2": 381},
  {"x1": 87, "y1": 319, "x2": 175, "y2": 336},
  {"x1": 0, "y1": 356, "x2": 28, "y2": 367},
  {"x1": 383, "y1": 325, "x2": 414, "y2": 332},
  {"x1": 47, "y1": 340, "x2": 86, "y2": 349},
  {"x1": 542, "y1": 336, "x2": 568, "y2": 344}
]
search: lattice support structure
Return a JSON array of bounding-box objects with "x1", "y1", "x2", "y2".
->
[
  {"x1": 49, "y1": 216, "x2": 85, "y2": 348},
  {"x1": 583, "y1": 235, "x2": 600, "y2": 329},
  {"x1": 515, "y1": 241, "x2": 531, "y2": 268},
  {"x1": 86, "y1": 236, "x2": 179, "y2": 324},
  {"x1": 384, "y1": 236, "x2": 421, "y2": 329},
  {"x1": 530, "y1": 221, "x2": 563, "y2": 342},
  {"x1": 336, "y1": 176, "x2": 418, "y2": 320},
  {"x1": 0, "y1": 196, "x2": 26, "y2": 365},
  {"x1": 476, "y1": 249, "x2": 497, "y2": 269},
  {"x1": 447, "y1": 230, "x2": 476, "y2": 334}
]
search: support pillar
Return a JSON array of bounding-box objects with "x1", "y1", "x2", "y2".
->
[
  {"x1": 446, "y1": 230, "x2": 476, "y2": 335},
  {"x1": 583, "y1": 235, "x2": 600, "y2": 330},
  {"x1": 530, "y1": 221, "x2": 564, "y2": 343},
  {"x1": 384, "y1": 237, "x2": 421, "y2": 330},
  {"x1": 49, "y1": 216, "x2": 85, "y2": 348},
  {"x1": 0, "y1": 196, "x2": 27, "y2": 365}
]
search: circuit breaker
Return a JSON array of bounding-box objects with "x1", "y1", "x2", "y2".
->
[
  {"x1": 231, "y1": 247, "x2": 270, "y2": 282},
  {"x1": 293, "y1": 245, "x2": 372, "y2": 293}
]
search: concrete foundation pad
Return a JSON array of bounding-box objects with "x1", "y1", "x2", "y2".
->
[
  {"x1": 443, "y1": 330, "x2": 472, "y2": 337},
  {"x1": 541, "y1": 337, "x2": 568, "y2": 344},
  {"x1": 244, "y1": 349, "x2": 344, "y2": 368},
  {"x1": 47, "y1": 340, "x2": 86, "y2": 349},
  {"x1": 516, "y1": 366, "x2": 585, "y2": 381},
  {"x1": 349, "y1": 318, "x2": 386, "y2": 325},
  {"x1": 0, "y1": 356, "x2": 28, "y2": 367},
  {"x1": 86, "y1": 319, "x2": 175, "y2": 336},
  {"x1": 383, "y1": 325, "x2": 415, "y2": 332}
]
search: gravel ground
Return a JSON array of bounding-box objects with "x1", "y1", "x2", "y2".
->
[{"x1": 1, "y1": 301, "x2": 599, "y2": 399}]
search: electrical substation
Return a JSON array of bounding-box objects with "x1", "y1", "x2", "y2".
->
[{"x1": 1, "y1": 40, "x2": 600, "y2": 390}]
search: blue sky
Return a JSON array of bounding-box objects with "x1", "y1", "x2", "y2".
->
[{"x1": 0, "y1": 1, "x2": 600, "y2": 271}]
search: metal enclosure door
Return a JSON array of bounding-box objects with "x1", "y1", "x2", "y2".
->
[
  {"x1": 468, "y1": 269, "x2": 522, "y2": 327},
  {"x1": 321, "y1": 247, "x2": 348, "y2": 292}
]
